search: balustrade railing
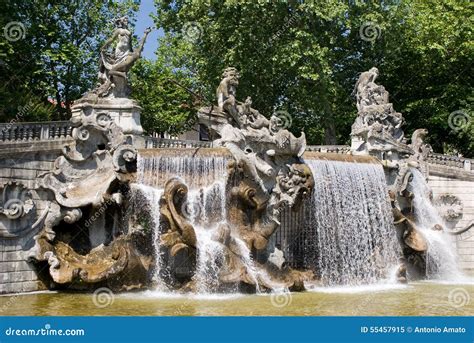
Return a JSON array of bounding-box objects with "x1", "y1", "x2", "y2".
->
[
  {"x1": 427, "y1": 152, "x2": 473, "y2": 172},
  {"x1": 0, "y1": 121, "x2": 73, "y2": 142},
  {"x1": 144, "y1": 137, "x2": 212, "y2": 149},
  {"x1": 306, "y1": 145, "x2": 351, "y2": 154},
  {"x1": 1, "y1": 121, "x2": 472, "y2": 172}
]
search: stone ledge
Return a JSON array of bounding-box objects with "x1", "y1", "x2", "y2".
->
[
  {"x1": 428, "y1": 164, "x2": 474, "y2": 181},
  {"x1": 0, "y1": 139, "x2": 73, "y2": 156},
  {"x1": 2, "y1": 251, "x2": 27, "y2": 261},
  {"x1": 0, "y1": 280, "x2": 46, "y2": 295}
]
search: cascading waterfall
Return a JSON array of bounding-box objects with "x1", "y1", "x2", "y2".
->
[
  {"x1": 408, "y1": 169, "x2": 463, "y2": 280},
  {"x1": 186, "y1": 184, "x2": 228, "y2": 293},
  {"x1": 133, "y1": 151, "x2": 269, "y2": 293},
  {"x1": 134, "y1": 152, "x2": 229, "y2": 292},
  {"x1": 129, "y1": 183, "x2": 164, "y2": 285},
  {"x1": 304, "y1": 159, "x2": 399, "y2": 286}
]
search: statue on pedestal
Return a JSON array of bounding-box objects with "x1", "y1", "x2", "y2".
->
[
  {"x1": 71, "y1": 17, "x2": 152, "y2": 136},
  {"x1": 27, "y1": 17, "x2": 153, "y2": 292},
  {"x1": 92, "y1": 17, "x2": 151, "y2": 98},
  {"x1": 351, "y1": 67, "x2": 409, "y2": 158}
]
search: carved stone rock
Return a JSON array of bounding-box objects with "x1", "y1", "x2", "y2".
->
[
  {"x1": 434, "y1": 194, "x2": 463, "y2": 222},
  {"x1": 351, "y1": 67, "x2": 413, "y2": 159},
  {"x1": 19, "y1": 19, "x2": 154, "y2": 292}
]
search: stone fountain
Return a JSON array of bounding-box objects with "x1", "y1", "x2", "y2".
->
[
  {"x1": 0, "y1": 22, "x2": 472, "y2": 294},
  {"x1": 350, "y1": 67, "x2": 464, "y2": 281}
]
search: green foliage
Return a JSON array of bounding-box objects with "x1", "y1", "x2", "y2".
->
[
  {"x1": 130, "y1": 56, "x2": 198, "y2": 135},
  {"x1": 0, "y1": 0, "x2": 138, "y2": 122},
  {"x1": 0, "y1": 0, "x2": 471, "y2": 156},
  {"x1": 152, "y1": 0, "x2": 473, "y2": 155}
]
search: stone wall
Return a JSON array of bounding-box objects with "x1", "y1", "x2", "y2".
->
[
  {"x1": 0, "y1": 144, "x2": 70, "y2": 294},
  {"x1": 427, "y1": 166, "x2": 474, "y2": 273},
  {"x1": 0, "y1": 122, "x2": 73, "y2": 294}
]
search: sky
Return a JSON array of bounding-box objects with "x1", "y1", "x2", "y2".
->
[{"x1": 135, "y1": 0, "x2": 162, "y2": 60}]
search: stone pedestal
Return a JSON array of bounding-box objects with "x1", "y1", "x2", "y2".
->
[
  {"x1": 71, "y1": 98, "x2": 143, "y2": 135},
  {"x1": 71, "y1": 97, "x2": 145, "y2": 148},
  {"x1": 350, "y1": 135, "x2": 367, "y2": 156}
]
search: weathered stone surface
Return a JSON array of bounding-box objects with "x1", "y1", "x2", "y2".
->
[
  {"x1": 192, "y1": 68, "x2": 316, "y2": 289},
  {"x1": 351, "y1": 67, "x2": 412, "y2": 159},
  {"x1": 79, "y1": 16, "x2": 151, "y2": 100},
  {"x1": 0, "y1": 63, "x2": 473, "y2": 294}
]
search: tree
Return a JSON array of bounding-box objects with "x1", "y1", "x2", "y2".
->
[
  {"x1": 0, "y1": 0, "x2": 138, "y2": 123},
  {"x1": 152, "y1": 0, "x2": 473, "y2": 155},
  {"x1": 130, "y1": 56, "x2": 198, "y2": 135}
]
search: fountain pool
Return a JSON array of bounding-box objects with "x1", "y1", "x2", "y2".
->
[{"x1": 1, "y1": 281, "x2": 472, "y2": 316}]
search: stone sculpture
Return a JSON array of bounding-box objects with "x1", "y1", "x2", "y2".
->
[
  {"x1": 71, "y1": 17, "x2": 151, "y2": 137},
  {"x1": 25, "y1": 105, "x2": 152, "y2": 291},
  {"x1": 91, "y1": 16, "x2": 151, "y2": 99},
  {"x1": 19, "y1": 19, "x2": 153, "y2": 292},
  {"x1": 434, "y1": 194, "x2": 463, "y2": 222},
  {"x1": 351, "y1": 67, "x2": 411, "y2": 158},
  {"x1": 199, "y1": 67, "x2": 313, "y2": 228},
  {"x1": 349, "y1": 68, "x2": 456, "y2": 280},
  {"x1": 149, "y1": 67, "x2": 316, "y2": 291},
  {"x1": 0, "y1": 182, "x2": 38, "y2": 239}
]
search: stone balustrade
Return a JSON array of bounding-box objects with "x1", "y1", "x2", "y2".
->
[
  {"x1": 144, "y1": 136, "x2": 213, "y2": 149},
  {"x1": 1, "y1": 121, "x2": 473, "y2": 173},
  {"x1": 0, "y1": 121, "x2": 73, "y2": 142},
  {"x1": 306, "y1": 145, "x2": 351, "y2": 154},
  {"x1": 427, "y1": 152, "x2": 473, "y2": 172}
]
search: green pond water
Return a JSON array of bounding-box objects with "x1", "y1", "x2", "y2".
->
[{"x1": 1, "y1": 281, "x2": 473, "y2": 316}]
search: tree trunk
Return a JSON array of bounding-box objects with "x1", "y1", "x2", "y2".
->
[{"x1": 324, "y1": 119, "x2": 338, "y2": 145}]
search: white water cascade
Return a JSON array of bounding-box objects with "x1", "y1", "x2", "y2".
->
[
  {"x1": 408, "y1": 169, "x2": 463, "y2": 280},
  {"x1": 133, "y1": 152, "x2": 270, "y2": 293},
  {"x1": 304, "y1": 159, "x2": 400, "y2": 286},
  {"x1": 129, "y1": 183, "x2": 164, "y2": 286}
]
